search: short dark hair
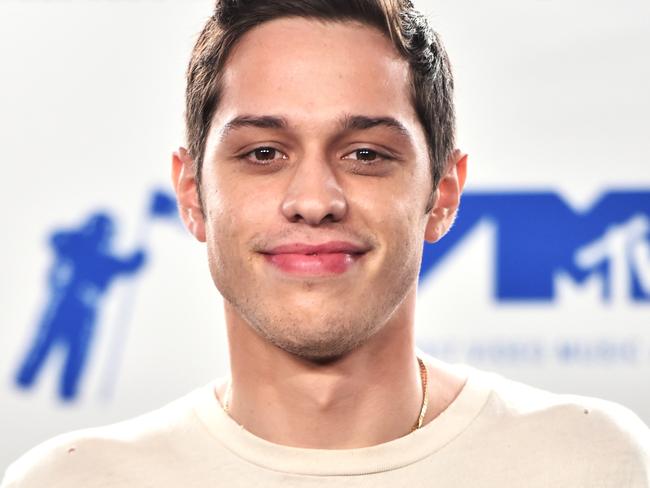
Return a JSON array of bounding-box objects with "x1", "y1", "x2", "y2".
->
[{"x1": 185, "y1": 0, "x2": 455, "y2": 201}]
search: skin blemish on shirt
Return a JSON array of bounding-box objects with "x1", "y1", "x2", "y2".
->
[{"x1": 584, "y1": 409, "x2": 590, "y2": 415}]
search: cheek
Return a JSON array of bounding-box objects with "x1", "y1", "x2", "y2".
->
[
  {"x1": 352, "y1": 173, "x2": 429, "y2": 233},
  {"x1": 203, "y1": 176, "x2": 280, "y2": 255},
  {"x1": 201, "y1": 177, "x2": 240, "y2": 270},
  {"x1": 356, "y1": 176, "x2": 430, "y2": 273}
]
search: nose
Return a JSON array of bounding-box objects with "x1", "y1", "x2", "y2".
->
[{"x1": 280, "y1": 155, "x2": 348, "y2": 225}]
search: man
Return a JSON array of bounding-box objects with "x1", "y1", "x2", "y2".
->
[{"x1": 3, "y1": 0, "x2": 649, "y2": 486}]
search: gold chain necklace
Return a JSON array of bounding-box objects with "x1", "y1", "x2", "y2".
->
[
  {"x1": 221, "y1": 356, "x2": 429, "y2": 433},
  {"x1": 411, "y1": 356, "x2": 429, "y2": 431}
]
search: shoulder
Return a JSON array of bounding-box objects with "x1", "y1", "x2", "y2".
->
[
  {"x1": 477, "y1": 367, "x2": 649, "y2": 434},
  {"x1": 1, "y1": 388, "x2": 205, "y2": 488},
  {"x1": 2, "y1": 428, "x2": 112, "y2": 488},
  {"x1": 466, "y1": 367, "x2": 650, "y2": 480}
]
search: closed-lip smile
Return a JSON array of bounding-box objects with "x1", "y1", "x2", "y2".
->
[{"x1": 262, "y1": 241, "x2": 370, "y2": 276}]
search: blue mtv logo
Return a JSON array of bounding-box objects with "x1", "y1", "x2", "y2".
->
[{"x1": 421, "y1": 191, "x2": 650, "y2": 302}]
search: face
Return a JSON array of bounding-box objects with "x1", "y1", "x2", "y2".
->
[{"x1": 174, "y1": 18, "x2": 465, "y2": 361}]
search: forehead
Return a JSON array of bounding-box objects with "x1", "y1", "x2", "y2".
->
[{"x1": 216, "y1": 17, "x2": 416, "y2": 128}]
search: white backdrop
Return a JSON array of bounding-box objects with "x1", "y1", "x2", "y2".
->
[{"x1": 0, "y1": 0, "x2": 648, "y2": 472}]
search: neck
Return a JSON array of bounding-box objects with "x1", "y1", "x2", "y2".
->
[{"x1": 220, "y1": 288, "x2": 426, "y2": 449}]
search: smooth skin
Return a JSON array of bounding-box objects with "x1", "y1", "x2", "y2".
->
[{"x1": 173, "y1": 17, "x2": 468, "y2": 449}]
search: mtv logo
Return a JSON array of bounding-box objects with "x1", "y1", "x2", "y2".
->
[{"x1": 420, "y1": 191, "x2": 650, "y2": 303}]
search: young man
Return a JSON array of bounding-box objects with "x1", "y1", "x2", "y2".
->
[{"x1": 3, "y1": 0, "x2": 649, "y2": 486}]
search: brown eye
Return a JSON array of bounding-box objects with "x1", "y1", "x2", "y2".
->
[
  {"x1": 243, "y1": 147, "x2": 288, "y2": 164},
  {"x1": 254, "y1": 147, "x2": 278, "y2": 161},
  {"x1": 342, "y1": 148, "x2": 389, "y2": 163},
  {"x1": 355, "y1": 149, "x2": 378, "y2": 161},
  {"x1": 341, "y1": 147, "x2": 394, "y2": 176}
]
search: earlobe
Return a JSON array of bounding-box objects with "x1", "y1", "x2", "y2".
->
[
  {"x1": 424, "y1": 150, "x2": 468, "y2": 244},
  {"x1": 171, "y1": 147, "x2": 206, "y2": 243}
]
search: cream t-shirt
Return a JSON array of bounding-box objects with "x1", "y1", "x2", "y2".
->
[{"x1": 3, "y1": 367, "x2": 649, "y2": 487}]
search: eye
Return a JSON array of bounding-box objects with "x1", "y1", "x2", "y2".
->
[
  {"x1": 242, "y1": 147, "x2": 288, "y2": 164},
  {"x1": 342, "y1": 148, "x2": 387, "y2": 163}
]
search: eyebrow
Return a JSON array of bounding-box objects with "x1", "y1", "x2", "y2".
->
[
  {"x1": 220, "y1": 115, "x2": 287, "y2": 140},
  {"x1": 218, "y1": 113, "x2": 412, "y2": 141},
  {"x1": 340, "y1": 114, "x2": 410, "y2": 137}
]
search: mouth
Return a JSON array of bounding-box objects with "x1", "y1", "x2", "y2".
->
[{"x1": 261, "y1": 241, "x2": 369, "y2": 277}]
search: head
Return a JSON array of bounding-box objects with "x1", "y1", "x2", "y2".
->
[
  {"x1": 173, "y1": 0, "x2": 467, "y2": 361},
  {"x1": 83, "y1": 212, "x2": 114, "y2": 249}
]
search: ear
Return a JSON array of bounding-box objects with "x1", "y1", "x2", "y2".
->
[
  {"x1": 172, "y1": 147, "x2": 206, "y2": 242},
  {"x1": 424, "y1": 149, "x2": 468, "y2": 243}
]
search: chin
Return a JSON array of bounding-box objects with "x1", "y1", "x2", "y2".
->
[
  {"x1": 266, "y1": 329, "x2": 369, "y2": 364},
  {"x1": 248, "y1": 306, "x2": 383, "y2": 363}
]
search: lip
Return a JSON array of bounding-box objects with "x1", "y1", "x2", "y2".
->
[
  {"x1": 265, "y1": 241, "x2": 368, "y2": 255},
  {"x1": 262, "y1": 241, "x2": 369, "y2": 276}
]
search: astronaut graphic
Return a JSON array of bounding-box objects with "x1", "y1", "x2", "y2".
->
[{"x1": 15, "y1": 213, "x2": 146, "y2": 401}]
